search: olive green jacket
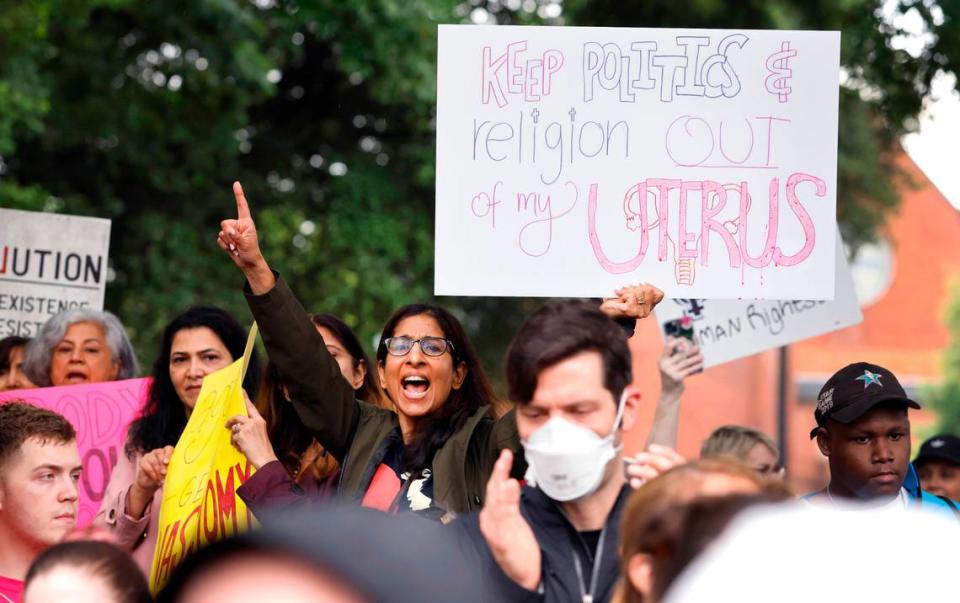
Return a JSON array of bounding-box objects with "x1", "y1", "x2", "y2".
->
[{"x1": 244, "y1": 276, "x2": 523, "y2": 516}]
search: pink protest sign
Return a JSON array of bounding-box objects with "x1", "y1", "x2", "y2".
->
[{"x1": 0, "y1": 378, "x2": 150, "y2": 526}]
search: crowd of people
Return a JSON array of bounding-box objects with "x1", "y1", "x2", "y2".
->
[{"x1": 1, "y1": 182, "x2": 958, "y2": 602}]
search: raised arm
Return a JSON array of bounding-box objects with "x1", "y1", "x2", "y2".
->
[
  {"x1": 217, "y1": 182, "x2": 361, "y2": 460},
  {"x1": 646, "y1": 336, "x2": 703, "y2": 449}
]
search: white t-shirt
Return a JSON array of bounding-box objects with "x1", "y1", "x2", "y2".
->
[{"x1": 804, "y1": 487, "x2": 908, "y2": 511}]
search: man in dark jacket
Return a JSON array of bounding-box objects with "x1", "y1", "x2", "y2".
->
[{"x1": 457, "y1": 300, "x2": 650, "y2": 602}]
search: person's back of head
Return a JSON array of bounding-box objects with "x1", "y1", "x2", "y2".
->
[
  {"x1": 618, "y1": 459, "x2": 794, "y2": 603},
  {"x1": 23, "y1": 540, "x2": 150, "y2": 603},
  {"x1": 649, "y1": 493, "x2": 793, "y2": 602},
  {"x1": 663, "y1": 502, "x2": 957, "y2": 603},
  {"x1": 0, "y1": 403, "x2": 81, "y2": 579},
  {"x1": 157, "y1": 504, "x2": 492, "y2": 603},
  {"x1": 621, "y1": 492, "x2": 793, "y2": 603}
]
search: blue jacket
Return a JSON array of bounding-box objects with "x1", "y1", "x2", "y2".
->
[{"x1": 903, "y1": 463, "x2": 959, "y2": 515}]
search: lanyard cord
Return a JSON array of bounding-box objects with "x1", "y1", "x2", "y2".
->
[{"x1": 571, "y1": 525, "x2": 607, "y2": 603}]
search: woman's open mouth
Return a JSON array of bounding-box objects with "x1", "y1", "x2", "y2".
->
[
  {"x1": 401, "y1": 375, "x2": 431, "y2": 400},
  {"x1": 64, "y1": 371, "x2": 88, "y2": 383}
]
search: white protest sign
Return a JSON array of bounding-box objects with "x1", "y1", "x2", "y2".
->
[
  {"x1": 0, "y1": 208, "x2": 111, "y2": 337},
  {"x1": 436, "y1": 26, "x2": 840, "y2": 299},
  {"x1": 655, "y1": 230, "x2": 861, "y2": 367}
]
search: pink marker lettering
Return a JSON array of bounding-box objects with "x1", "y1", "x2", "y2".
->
[
  {"x1": 677, "y1": 181, "x2": 700, "y2": 259},
  {"x1": 699, "y1": 181, "x2": 741, "y2": 267},
  {"x1": 481, "y1": 46, "x2": 508, "y2": 107},
  {"x1": 740, "y1": 177, "x2": 779, "y2": 268},
  {"x1": 588, "y1": 183, "x2": 650, "y2": 274},
  {"x1": 649, "y1": 179, "x2": 682, "y2": 261},
  {"x1": 506, "y1": 41, "x2": 528, "y2": 95},
  {"x1": 773, "y1": 173, "x2": 825, "y2": 266}
]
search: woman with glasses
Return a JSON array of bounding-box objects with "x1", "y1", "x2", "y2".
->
[{"x1": 216, "y1": 182, "x2": 661, "y2": 519}]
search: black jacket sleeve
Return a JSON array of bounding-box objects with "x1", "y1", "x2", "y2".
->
[{"x1": 244, "y1": 274, "x2": 360, "y2": 462}]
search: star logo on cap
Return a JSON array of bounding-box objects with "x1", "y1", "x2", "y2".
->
[{"x1": 856, "y1": 370, "x2": 883, "y2": 389}]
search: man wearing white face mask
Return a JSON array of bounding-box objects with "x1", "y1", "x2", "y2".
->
[{"x1": 456, "y1": 300, "x2": 661, "y2": 602}]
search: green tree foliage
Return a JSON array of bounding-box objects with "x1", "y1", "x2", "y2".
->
[
  {"x1": 928, "y1": 285, "x2": 960, "y2": 434},
  {"x1": 2, "y1": 0, "x2": 460, "y2": 359},
  {"x1": 0, "y1": 0, "x2": 957, "y2": 388}
]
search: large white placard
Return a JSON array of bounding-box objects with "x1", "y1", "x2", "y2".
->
[
  {"x1": 0, "y1": 208, "x2": 111, "y2": 337},
  {"x1": 436, "y1": 25, "x2": 840, "y2": 299},
  {"x1": 655, "y1": 230, "x2": 861, "y2": 367}
]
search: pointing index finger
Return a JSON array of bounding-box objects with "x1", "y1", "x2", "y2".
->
[{"x1": 233, "y1": 181, "x2": 252, "y2": 220}]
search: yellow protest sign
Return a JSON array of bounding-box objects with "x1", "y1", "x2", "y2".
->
[{"x1": 148, "y1": 324, "x2": 259, "y2": 593}]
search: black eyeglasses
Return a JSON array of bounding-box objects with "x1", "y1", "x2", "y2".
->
[{"x1": 383, "y1": 336, "x2": 455, "y2": 358}]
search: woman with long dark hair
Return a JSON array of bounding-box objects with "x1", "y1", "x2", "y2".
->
[
  {"x1": 95, "y1": 306, "x2": 259, "y2": 573},
  {"x1": 217, "y1": 183, "x2": 658, "y2": 520},
  {"x1": 231, "y1": 313, "x2": 391, "y2": 518}
]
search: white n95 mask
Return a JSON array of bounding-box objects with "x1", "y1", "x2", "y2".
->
[{"x1": 522, "y1": 391, "x2": 627, "y2": 502}]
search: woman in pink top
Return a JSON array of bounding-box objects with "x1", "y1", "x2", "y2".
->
[{"x1": 95, "y1": 306, "x2": 260, "y2": 574}]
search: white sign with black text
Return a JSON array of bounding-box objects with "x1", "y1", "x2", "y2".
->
[{"x1": 0, "y1": 208, "x2": 112, "y2": 337}]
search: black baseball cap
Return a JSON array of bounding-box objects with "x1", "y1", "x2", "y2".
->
[
  {"x1": 810, "y1": 362, "x2": 920, "y2": 438},
  {"x1": 914, "y1": 434, "x2": 960, "y2": 467}
]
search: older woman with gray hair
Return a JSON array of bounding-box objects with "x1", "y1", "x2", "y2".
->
[{"x1": 22, "y1": 308, "x2": 139, "y2": 387}]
